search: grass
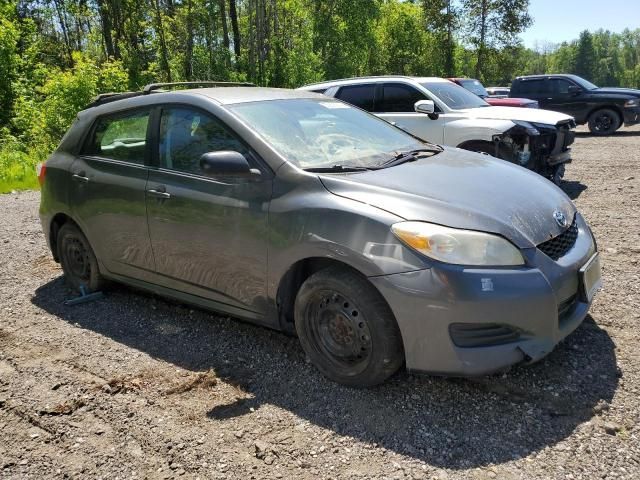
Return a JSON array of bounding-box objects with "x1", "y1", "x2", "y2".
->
[{"x1": 0, "y1": 143, "x2": 46, "y2": 194}]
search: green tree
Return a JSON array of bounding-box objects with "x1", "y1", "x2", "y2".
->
[
  {"x1": 461, "y1": 0, "x2": 532, "y2": 81},
  {"x1": 0, "y1": 2, "x2": 19, "y2": 127},
  {"x1": 575, "y1": 30, "x2": 595, "y2": 81}
]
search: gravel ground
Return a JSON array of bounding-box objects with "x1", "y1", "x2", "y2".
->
[{"x1": 0, "y1": 125, "x2": 639, "y2": 480}]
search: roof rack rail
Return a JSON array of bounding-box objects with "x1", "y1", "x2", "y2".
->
[
  {"x1": 86, "y1": 91, "x2": 144, "y2": 108},
  {"x1": 142, "y1": 81, "x2": 255, "y2": 93},
  {"x1": 86, "y1": 81, "x2": 255, "y2": 109}
]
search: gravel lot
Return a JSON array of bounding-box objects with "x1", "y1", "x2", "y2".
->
[{"x1": 1, "y1": 126, "x2": 639, "y2": 480}]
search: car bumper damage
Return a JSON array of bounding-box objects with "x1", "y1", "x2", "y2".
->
[
  {"x1": 492, "y1": 119, "x2": 576, "y2": 183},
  {"x1": 370, "y1": 213, "x2": 600, "y2": 376}
]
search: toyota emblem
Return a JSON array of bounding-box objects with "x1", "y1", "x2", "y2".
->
[{"x1": 553, "y1": 210, "x2": 568, "y2": 228}]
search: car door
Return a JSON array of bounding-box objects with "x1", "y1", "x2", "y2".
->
[
  {"x1": 545, "y1": 78, "x2": 588, "y2": 120},
  {"x1": 145, "y1": 105, "x2": 272, "y2": 316},
  {"x1": 374, "y1": 82, "x2": 445, "y2": 144},
  {"x1": 70, "y1": 107, "x2": 156, "y2": 280},
  {"x1": 514, "y1": 78, "x2": 548, "y2": 108}
]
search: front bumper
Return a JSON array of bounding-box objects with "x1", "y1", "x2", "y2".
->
[
  {"x1": 623, "y1": 106, "x2": 640, "y2": 126},
  {"x1": 369, "y1": 214, "x2": 597, "y2": 376}
]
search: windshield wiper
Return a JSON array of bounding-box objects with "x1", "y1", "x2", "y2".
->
[
  {"x1": 373, "y1": 147, "x2": 443, "y2": 169},
  {"x1": 303, "y1": 165, "x2": 370, "y2": 173}
]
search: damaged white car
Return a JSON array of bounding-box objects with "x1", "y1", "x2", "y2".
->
[{"x1": 299, "y1": 76, "x2": 576, "y2": 184}]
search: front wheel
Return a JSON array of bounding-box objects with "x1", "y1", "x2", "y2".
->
[
  {"x1": 57, "y1": 223, "x2": 104, "y2": 292},
  {"x1": 588, "y1": 109, "x2": 620, "y2": 135},
  {"x1": 294, "y1": 267, "x2": 404, "y2": 387}
]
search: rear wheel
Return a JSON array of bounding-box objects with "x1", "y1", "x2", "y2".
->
[
  {"x1": 57, "y1": 223, "x2": 104, "y2": 292},
  {"x1": 588, "y1": 108, "x2": 620, "y2": 135},
  {"x1": 294, "y1": 267, "x2": 404, "y2": 387}
]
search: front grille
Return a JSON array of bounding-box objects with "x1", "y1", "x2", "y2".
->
[
  {"x1": 449, "y1": 323, "x2": 520, "y2": 348},
  {"x1": 537, "y1": 216, "x2": 578, "y2": 261}
]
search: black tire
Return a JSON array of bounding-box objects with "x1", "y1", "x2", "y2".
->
[
  {"x1": 57, "y1": 222, "x2": 104, "y2": 293},
  {"x1": 294, "y1": 267, "x2": 404, "y2": 387},
  {"x1": 550, "y1": 163, "x2": 565, "y2": 186},
  {"x1": 588, "y1": 108, "x2": 620, "y2": 136}
]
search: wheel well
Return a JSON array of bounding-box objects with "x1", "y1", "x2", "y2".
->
[
  {"x1": 276, "y1": 258, "x2": 370, "y2": 334},
  {"x1": 49, "y1": 213, "x2": 78, "y2": 262},
  {"x1": 588, "y1": 106, "x2": 623, "y2": 126}
]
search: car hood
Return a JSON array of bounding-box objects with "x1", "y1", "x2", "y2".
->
[
  {"x1": 592, "y1": 87, "x2": 640, "y2": 97},
  {"x1": 319, "y1": 148, "x2": 576, "y2": 248},
  {"x1": 457, "y1": 105, "x2": 573, "y2": 125}
]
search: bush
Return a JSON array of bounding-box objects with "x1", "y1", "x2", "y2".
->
[
  {"x1": 0, "y1": 53, "x2": 129, "y2": 192},
  {"x1": 0, "y1": 130, "x2": 43, "y2": 193}
]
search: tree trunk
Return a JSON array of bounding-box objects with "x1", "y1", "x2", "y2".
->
[
  {"x1": 229, "y1": 0, "x2": 241, "y2": 58},
  {"x1": 52, "y1": 0, "x2": 73, "y2": 64},
  {"x1": 445, "y1": 0, "x2": 454, "y2": 76},
  {"x1": 184, "y1": 0, "x2": 194, "y2": 80},
  {"x1": 219, "y1": 0, "x2": 230, "y2": 51},
  {"x1": 152, "y1": 0, "x2": 172, "y2": 81},
  {"x1": 475, "y1": 0, "x2": 488, "y2": 79},
  {"x1": 96, "y1": 0, "x2": 116, "y2": 58}
]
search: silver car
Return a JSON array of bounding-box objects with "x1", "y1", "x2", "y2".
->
[{"x1": 39, "y1": 84, "x2": 602, "y2": 387}]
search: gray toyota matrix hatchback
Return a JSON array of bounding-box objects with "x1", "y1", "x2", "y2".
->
[{"x1": 39, "y1": 83, "x2": 602, "y2": 387}]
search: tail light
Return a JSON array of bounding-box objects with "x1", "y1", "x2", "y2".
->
[{"x1": 36, "y1": 162, "x2": 47, "y2": 186}]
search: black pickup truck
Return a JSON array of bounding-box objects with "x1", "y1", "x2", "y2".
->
[{"x1": 510, "y1": 74, "x2": 640, "y2": 135}]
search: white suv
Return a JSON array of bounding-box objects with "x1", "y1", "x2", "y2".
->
[{"x1": 299, "y1": 76, "x2": 576, "y2": 183}]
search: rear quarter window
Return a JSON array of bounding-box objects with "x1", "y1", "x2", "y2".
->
[{"x1": 82, "y1": 109, "x2": 150, "y2": 164}]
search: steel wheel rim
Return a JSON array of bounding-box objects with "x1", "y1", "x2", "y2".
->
[
  {"x1": 306, "y1": 290, "x2": 372, "y2": 375},
  {"x1": 64, "y1": 236, "x2": 91, "y2": 283},
  {"x1": 594, "y1": 113, "x2": 613, "y2": 132}
]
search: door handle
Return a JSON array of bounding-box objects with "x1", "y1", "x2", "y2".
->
[
  {"x1": 147, "y1": 188, "x2": 171, "y2": 199},
  {"x1": 72, "y1": 173, "x2": 89, "y2": 183}
]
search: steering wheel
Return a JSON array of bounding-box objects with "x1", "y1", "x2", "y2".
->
[{"x1": 317, "y1": 133, "x2": 359, "y2": 158}]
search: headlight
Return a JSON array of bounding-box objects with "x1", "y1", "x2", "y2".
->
[
  {"x1": 511, "y1": 120, "x2": 539, "y2": 136},
  {"x1": 391, "y1": 222, "x2": 525, "y2": 266},
  {"x1": 624, "y1": 98, "x2": 640, "y2": 107}
]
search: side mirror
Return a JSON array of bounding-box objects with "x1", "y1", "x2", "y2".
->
[
  {"x1": 199, "y1": 151, "x2": 260, "y2": 177},
  {"x1": 567, "y1": 85, "x2": 582, "y2": 96},
  {"x1": 414, "y1": 99, "x2": 435, "y2": 115}
]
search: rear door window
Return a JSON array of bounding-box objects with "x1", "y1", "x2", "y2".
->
[
  {"x1": 516, "y1": 79, "x2": 547, "y2": 95},
  {"x1": 83, "y1": 109, "x2": 150, "y2": 164},
  {"x1": 378, "y1": 83, "x2": 427, "y2": 112},
  {"x1": 335, "y1": 84, "x2": 376, "y2": 111}
]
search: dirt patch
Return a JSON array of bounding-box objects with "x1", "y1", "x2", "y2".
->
[{"x1": 165, "y1": 370, "x2": 218, "y2": 395}]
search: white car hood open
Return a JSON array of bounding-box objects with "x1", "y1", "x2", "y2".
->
[{"x1": 456, "y1": 106, "x2": 574, "y2": 125}]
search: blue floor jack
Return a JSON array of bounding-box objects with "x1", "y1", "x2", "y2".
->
[{"x1": 64, "y1": 284, "x2": 104, "y2": 306}]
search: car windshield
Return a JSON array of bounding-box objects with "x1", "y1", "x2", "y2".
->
[
  {"x1": 228, "y1": 98, "x2": 429, "y2": 169},
  {"x1": 459, "y1": 79, "x2": 489, "y2": 98},
  {"x1": 421, "y1": 82, "x2": 489, "y2": 109},
  {"x1": 569, "y1": 75, "x2": 598, "y2": 90}
]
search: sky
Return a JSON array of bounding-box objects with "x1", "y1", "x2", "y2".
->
[{"x1": 520, "y1": 0, "x2": 640, "y2": 49}]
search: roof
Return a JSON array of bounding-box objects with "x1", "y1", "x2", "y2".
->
[
  {"x1": 189, "y1": 87, "x2": 322, "y2": 104},
  {"x1": 515, "y1": 74, "x2": 577, "y2": 80},
  {"x1": 85, "y1": 84, "x2": 322, "y2": 110},
  {"x1": 299, "y1": 76, "x2": 450, "y2": 89}
]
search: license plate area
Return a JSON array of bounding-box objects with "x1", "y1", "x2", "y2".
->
[{"x1": 580, "y1": 253, "x2": 602, "y2": 303}]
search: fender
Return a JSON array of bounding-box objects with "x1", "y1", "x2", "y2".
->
[{"x1": 444, "y1": 118, "x2": 515, "y2": 147}]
